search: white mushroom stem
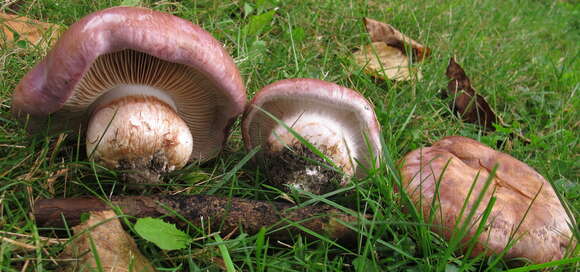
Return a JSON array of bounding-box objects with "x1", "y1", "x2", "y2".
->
[
  {"x1": 268, "y1": 112, "x2": 357, "y2": 177},
  {"x1": 85, "y1": 85, "x2": 193, "y2": 183}
]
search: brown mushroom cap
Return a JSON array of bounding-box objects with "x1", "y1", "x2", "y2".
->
[
  {"x1": 11, "y1": 7, "x2": 246, "y2": 162},
  {"x1": 400, "y1": 136, "x2": 576, "y2": 264},
  {"x1": 242, "y1": 78, "x2": 382, "y2": 193}
]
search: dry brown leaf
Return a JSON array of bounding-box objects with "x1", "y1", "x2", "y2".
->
[
  {"x1": 363, "y1": 18, "x2": 430, "y2": 61},
  {"x1": 353, "y1": 42, "x2": 419, "y2": 81},
  {"x1": 0, "y1": 12, "x2": 62, "y2": 48},
  {"x1": 446, "y1": 57, "x2": 498, "y2": 130},
  {"x1": 58, "y1": 210, "x2": 156, "y2": 272},
  {"x1": 353, "y1": 18, "x2": 430, "y2": 81}
]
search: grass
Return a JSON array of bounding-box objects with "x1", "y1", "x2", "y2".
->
[{"x1": 1, "y1": 0, "x2": 579, "y2": 271}]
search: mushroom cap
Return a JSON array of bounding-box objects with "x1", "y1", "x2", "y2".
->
[
  {"x1": 11, "y1": 6, "x2": 246, "y2": 162},
  {"x1": 400, "y1": 136, "x2": 576, "y2": 264},
  {"x1": 242, "y1": 78, "x2": 382, "y2": 178}
]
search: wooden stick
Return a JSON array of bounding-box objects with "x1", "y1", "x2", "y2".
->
[{"x1": 33, "y1": 195, "x2": 361, "y2": 243}]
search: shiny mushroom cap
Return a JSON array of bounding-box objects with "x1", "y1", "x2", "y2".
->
[
  {"x1": 11, "y1": 7, "x2": 246, "y2": 183},
  {"x1": 400, "y1": 136, "x2": 576, "y2": 264},
  {"x1": 242, "y1": 78, "x2": 382, "y2": 194}
]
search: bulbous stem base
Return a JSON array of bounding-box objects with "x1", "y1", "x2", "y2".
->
[
  {"x1": 86, "y1": 94, "x2": 193, "y2": 184},
  {"x1": 264, "y1": 143, "x2": 346, "y2": 195},
  {"x1": 263, "y1": 114, "x2": 357, "y2": 194}
]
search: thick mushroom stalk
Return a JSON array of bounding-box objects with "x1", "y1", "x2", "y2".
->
[
  {"x1": 265, "y1": 114, "x2": 356, "y2": 193},
  {"x1": 86, "y1": 85, "x2": 193, "y2": 183}
]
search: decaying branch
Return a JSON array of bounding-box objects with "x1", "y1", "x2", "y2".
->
[{"x1": 34, "y1": 195, "x2": 361, "y2": 243}]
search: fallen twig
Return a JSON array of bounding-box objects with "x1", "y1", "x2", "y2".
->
[{"x1": 34, "y1": 195, "x2": 361, "y2": 243}]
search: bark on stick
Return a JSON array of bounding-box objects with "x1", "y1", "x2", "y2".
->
[{"x1": 34, "y1": 195, "x2": 360, "y2": 243}]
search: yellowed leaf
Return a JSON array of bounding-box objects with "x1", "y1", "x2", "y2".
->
[
  {"x1": 58, "y1": 210, "x2": 156, "y2": 272},
  {"x1": 363, "y1": 18, "x2": 430, "y2": 61},
  {"x1": 0, "y1": 12, "x2": 62, "y2": 48},
  {"x1": 353, "y1": 42, "x2": 422, "y2": 81},
  {"x1": 354, "y1": 18, "x2": 430, "y2": 81}
]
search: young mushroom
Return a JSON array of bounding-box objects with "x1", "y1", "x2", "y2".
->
[
  {"x1": 242, "y1": 78, "x2": 382, "y2": 194},
  {"x1": 11, "y1": 7, "x2": 246, "y2": 184},
  {"x1": 400, "y1": 136, "x2": 576, "y2": 264}
]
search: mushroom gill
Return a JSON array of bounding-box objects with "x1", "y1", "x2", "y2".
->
[
  {"x1": 11, "y1": 7, "x2": 247, "y2": 185},
  {"x1": 66, "y1": 49, "x2": 220, "y2": 157},
  {"x1": 68, "y1": 49, "x2": 221, "y2": 183}
]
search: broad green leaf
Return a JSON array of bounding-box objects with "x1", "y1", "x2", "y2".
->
[
  {"x1": 244, "y1": 9, "x2": 276, "y2": 37},
  {"x1": 134, "y1": 217, "x2": 191, "y2": 250}
]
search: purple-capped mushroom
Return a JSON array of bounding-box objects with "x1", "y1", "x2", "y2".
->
[
  {"x1": 11, "y1": 7, "x2": 246, "y2": 183},
  {"x1": 400, "y1": 136, "x2": 576, "y2": 264},
  {"x1": 242, "y1": 78, "x2": 382, "y2": 194}
]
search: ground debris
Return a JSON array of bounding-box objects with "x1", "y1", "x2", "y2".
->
[
  {"x1": 34, "y1": 195, "x2": 361, "y2": 244},
  {"x1": 0, "y1": 12, "x2": 62, "y2": 48},
  {"x1": 445, "y1": 57, "x2": 498, "y2": 130},
  {"x1": 353, "y1": 18, "x2": 430, "y2": 81},
  {"x1": 57, "y1": 210, "x2": 156, "y2": 272}
]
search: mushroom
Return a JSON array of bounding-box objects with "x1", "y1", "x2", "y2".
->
[
  {"x1": 11, "y1": 7, "x2": 246, "y2": 183},
  {"x1": 242, "y1": 78, "x2": 382, "y2": 194},
  {"x1": 400, "y1": 136, "x2": 576, "y2": 264}
]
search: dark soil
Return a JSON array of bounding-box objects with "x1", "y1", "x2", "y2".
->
[
  {"x1": 263, "y1": 144, "x2": 344, "y2": 194},
  {"x1": 117, "y1": 150, "x2": 170, "y2": 185}
]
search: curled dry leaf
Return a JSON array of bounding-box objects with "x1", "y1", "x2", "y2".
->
[
  {"x1": 0, "y1": 12, "x2": 62, "y2": 48},
  {"x1": 353, "y1": 18, "x2": 430, "y2": 81},
  {"x1": 354, "y1": 42, "x2": 417, "y2": 81},
  {"x1": 363, "y1": 18, "x2": 431, "y2": 61},
  {"x1": 446, "y1": 58, "x2": 498, "y2": 130},
  {"x1": 58, "y1": 210, "x2": 156, "y2": 272}
]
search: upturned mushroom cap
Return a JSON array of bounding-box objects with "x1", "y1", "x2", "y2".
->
[
  {"x1": 11, "y1": 6, "x2": 246, "y2": 162},
  {"x1": 400, "y1": 136, "x2": 576, "y2": 264},
  {"x1": 242, "y1": 78, "x2": 382, "y2": 193}
]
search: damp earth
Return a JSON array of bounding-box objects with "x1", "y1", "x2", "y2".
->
[{"x1": 264, "y1": 144, "x2": 345, "y2": 194}]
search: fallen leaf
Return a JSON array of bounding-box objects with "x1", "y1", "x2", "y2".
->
[
  {"x1": 0, "y1": 12, "x2": 62, "y2": 48},
  {"x1": 353, "y1": 42, "x2": 419, "y2": 81},
  {"x1": 353, "y1": 18, "x2": 430, "y2": 81},
  {"x1": 58, "y1": 210, "x2": 156, "y2": 272},
  {"x1": 134, "y1": 217, "x2": 191, "y2": 250},
  {"x1": 446, "y1": 57, "x2": 498, "y2": 130},
  {"x1": 244, "y1": 9, "x2": 276, "y2": 37},
  {"x1": 363, "y1": 18, "x2": 430, "y2": 61}
]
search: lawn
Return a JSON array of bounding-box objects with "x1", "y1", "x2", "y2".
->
[{"x1": 0, "y1": 0, "x2": 578, "y2": 271}]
